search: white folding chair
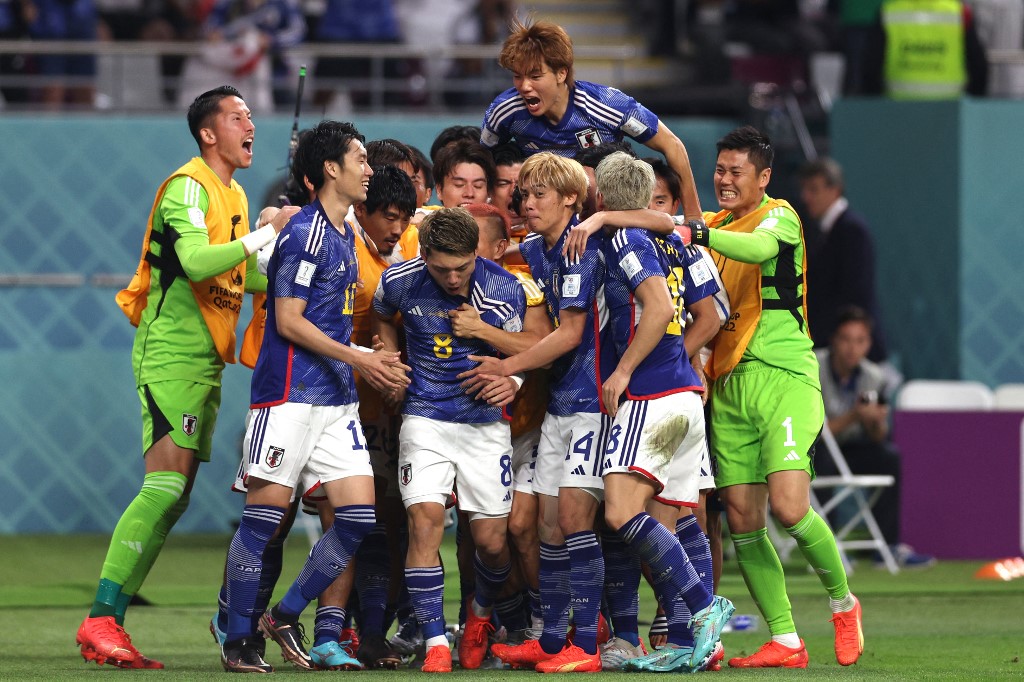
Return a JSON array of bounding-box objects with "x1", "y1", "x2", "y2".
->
[
  {"x1": 768, "y1": 425, "x2": 898, "y2": 574},
  {"x1": 897, "y1": 380, "x2": 994, "y2": 411},
  {"x1": 994, "y1": 383, "x2": 1024, "y2": 410}
]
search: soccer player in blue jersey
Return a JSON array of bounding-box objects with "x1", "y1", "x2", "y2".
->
[
  {"x1": 220, "y1": 120, "x2": 411, "y2": 673},
  {"x1": 373, "y1": 207, "x2": 529, "y2": 673},
  {"x1": 463, "y1": 152, "x2": 608, "y2": 673},
  {"x1": 481, "y1": 18, "x2": 706, "y2": 221},
  {"x1": 593, "y1": 152, "x2": 734, "y2": 672}
]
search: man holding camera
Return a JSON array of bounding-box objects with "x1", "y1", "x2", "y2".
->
[{"x1": 816, "y1": 306, "x2": 934, "y2": 568}]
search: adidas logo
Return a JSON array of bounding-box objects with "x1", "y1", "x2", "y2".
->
[
  {"x1": 409, "y1": 306, "x2": 423, "y2": 316},
  {"x1": 502, "y1": 491, "x2": 511, "y2": 502},
  {"x1": 120, "y1": 540, "x2": 143, "y2": 555},
  {"x1": 570, "y1": 464, "x2": 586, "y2": 476},
  {"x1": 783, "y1": 451, "x2": 801, "y2": 462}
]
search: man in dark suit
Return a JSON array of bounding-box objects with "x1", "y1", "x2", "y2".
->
[{"x1": 799, "y1": 158, "x2": 888, "y2": 362}]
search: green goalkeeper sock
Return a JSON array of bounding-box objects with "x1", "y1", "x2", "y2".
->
[
  {"x1": 786, "y1": 507, "x2": 850, "y2": 600},
  {"x1": 732, "y1": 527, "x2": 796, "y2": 636},
  {"x1": 89, "y1": 471, "x2": 187, "y2": 618},
  {"x1": 115, "y1": 494, "x2": 191, "y2": 625}
]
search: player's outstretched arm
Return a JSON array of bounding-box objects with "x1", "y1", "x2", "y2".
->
[
  {"x1": 563, "y1": 209, "x2": 675, "y2": 260},
  {"x1": 645, "y1": 122, "x2": 702, "y2": 219},
  {"x1": 692, "y1": 227, "x2": 779, "y2": 265},
  {"x1": 460, "y1": 307, "x2": 587, "y2": 380}
]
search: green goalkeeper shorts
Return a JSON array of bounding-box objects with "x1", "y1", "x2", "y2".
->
[
  {"x1": 139, "y1": 380, "x2": 221, "y2": 462},
  {"x1": 710, "y1": 360, "x2": 823, "y2": 488}
]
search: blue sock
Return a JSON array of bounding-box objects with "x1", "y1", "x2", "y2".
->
[
  {"x1": 216, "y1": 586, "x2": 228, "y2": 635},
  {"x1": 676, "y1": 515, "x2": 713, "y2": 598},
  {"x1": 314, "y1": 605, "x2": 346, "y2": 647},
  {"x1": 473, "y1": 551, "x2": 511, "y2": 611},
  {"x1": 355, "y1": 522, "x2": 390, "y2": 636},
  {"x1": 527, "y1": 587, "x2": 542, "y2": 621},
  {"x1": 225, "y1": 505, "x2": 285, "y2": 643},
  {"x1": 565, "y1": 531, "x2": 604, "y2": 655},
  {"x1": 278, "y1": 505, "x2": 375, "y2": 618},
  {"x1": 251, "y1": 536, "x2": 285, "y2": 633},
  {"x1": 493, "y1": 590, "x2": 529, "y2": 631},
  {"x1": 538, "y1": 542, "x2": 571, "y2": 655},
  {"x1": 602, "y1": 530, "x2": 640, "y2": 646},
  {"x1": 618, "y1": 513, "x2": 710, "y2": 618},
  {"x1": 405, "y1": 565, "x2": 446, "y2": 641}
]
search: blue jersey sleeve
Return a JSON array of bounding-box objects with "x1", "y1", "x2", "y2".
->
[
  {"x1": 558, "y1": 244, "x2": 602, "y2": 312},
  {"x1": 272, "y1": 220, "x2": 324, "y2": 302},
  {"x1": 681, "y1": 243, "x2": 720, "y2": 306},
  {"x1": 576, "y1": 81, "x2": 660, "y2": 145},
  {"x1": 610, "y1": 229, "x2": 664, "y2": 292},
  {"x1": 480, "y1": 88, "x2": 519, "y2": 148},
  {"x1": 372, "y1": 268, "x2": 401, "y2": 319}
]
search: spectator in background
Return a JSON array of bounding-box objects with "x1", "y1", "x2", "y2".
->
[
  {"x1": 312, "y1": 0, "x2": 403, "y2": 113},
  {"x1": 27, "y1": 0, "x2": 100, "y2": 109},
  {"x1": 798, "y1": 157, "x2": 888, "y2": 363},
  {"x1": 862, "y1": 0, "x2": 988, "y2": 98},
  {"x1": 177, "y1": 0, "x2": 306, "y2": 113},
  {"x1": 816, "y1": 306, "x2": 935, "y2": 568},
  {"x1": 839, "y1": 0, "x2": 884, "y2": 95},
  {"x1": 0, "y1": 0, "x2": 32, "y2": 104}
]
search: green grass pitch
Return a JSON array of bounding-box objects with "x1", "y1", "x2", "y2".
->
[{"x1": 2, "y1": 532, "x2": 1023, "y2": 680}]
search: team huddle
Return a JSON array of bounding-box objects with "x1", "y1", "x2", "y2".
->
[{"x1": 75, "y1": 18, "x2": 865, "y2": 675}]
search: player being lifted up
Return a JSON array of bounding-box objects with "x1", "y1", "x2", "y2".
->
[
  {"x1": 220, "y1": 120, "x2": 411, "y2": 673},
  {"x1": 482, "y1": 18, "x2": 705, "y2": 221},
  {"x1": 373, "y1": 207, "x2": 529, "y2": 673}
]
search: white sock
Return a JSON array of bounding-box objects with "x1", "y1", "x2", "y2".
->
[
  {"x1": 425, "y1": 635, "x2": 449, "y2": 649},
  {"x1": 772, "y1": 633, "x2": 802, "y2": 649},
  {"x1": 830, "y1": 593, "x2": 857, "y2": 613}
]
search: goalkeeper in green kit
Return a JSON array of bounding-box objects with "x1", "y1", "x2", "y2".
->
[{"x1": 76, "y1": 86, "x2": 298, "y2": 669}]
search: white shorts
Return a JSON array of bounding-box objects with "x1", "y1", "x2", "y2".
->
[
  {"x1": 511, "y1": 428, "x2": 540, "y2": 495},
  {"x1": 363, "y1": 413, "x2": 402, "y2": 498},
  {"x1": 697, "y1": 446, "x2": 715, "y2": 494},
  {"x1": 533, "y1": 412, "x2": 608, "y2": 499},
  {"x1": 602, "y1": 391, "x2": 707, "y2": 508},
  {"x1": 398, "y1": 415, "x2": 513, "y2": 520},
  {"x1": 234, "y1": 410, "x2": 322, "y2": 502},
  {"x1": 243, "y1": 402, "x2": 373, "y2": 491}
]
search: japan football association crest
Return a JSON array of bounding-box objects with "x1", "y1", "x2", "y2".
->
[
  {"x1": 575, "y1": 127, "x2": 602, "y2": 149},
  {"x1": 182, "y1": 413, "x2": 197, "y2": 436},
  {"x1": 266, "y1": 446, "x2": 285, "y2": 469},
  {"x1": 401, "y1": 463, "x2": 412, "y2": 486}
]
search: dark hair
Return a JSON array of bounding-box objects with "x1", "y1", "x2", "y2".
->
[
  {"x1": 367, "y1": 138, "x2": 414, "y2": 170},
  {"x1": 292, "y1": 120, "x2": 365, "y2": 193},
  {"x1": 432, "y1": 140, "x2": 497, "y2": 193},
  {"x1": 797, "y1": 157, "x2": 844, "y2": 189},
  {"x1": 429, "y1": 125, "x2": 483, "y2": 163},
  {"x1": 834, "y1": 305, "x2": 874, "y2": 333},
  {"x1": 419, "y1": 207, "x2": 479, "y2": 256},
  {"x1": 716, "y1": 125, "x2": 774, "y2": 173},
  {"x1": 491, "y1": 142, "x2": 526, "y2": 168},
  {"x1": 363, "y1": 165, "x2": 417, "y2": 218},
  {"x1": 576, "y1": 141, "x2": 636, "y2": 169},
  {"x1": 408, "y1": 144, "x2": 432, "y2": 180},
  {"x1": 643, "y1": 156, "x2": 681, "y2": 204},
  {"x1": 187, "y1": 85, "x2": 243, "y2": 148}
]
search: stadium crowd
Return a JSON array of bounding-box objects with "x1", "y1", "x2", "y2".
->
[{"x1": 74, "y1": 16, "x2": 886, "y2": 676}]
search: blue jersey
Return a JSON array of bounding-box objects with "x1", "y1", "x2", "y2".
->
[
  {"x1": 480, "y1": 80, "x2": 659, "y2": 158},
  {"x1": 519, "y1": 220, "x2": 609, "y2": 416},
  {"x1": 251, "y1": 200, "x2": 359, "y2": 407},
  {"x1": 604, "y1": 229, "x2": 720, "y2": 399},
  {"x1": 373, "y1": 256, "x2": 527, "y2": 424}
]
